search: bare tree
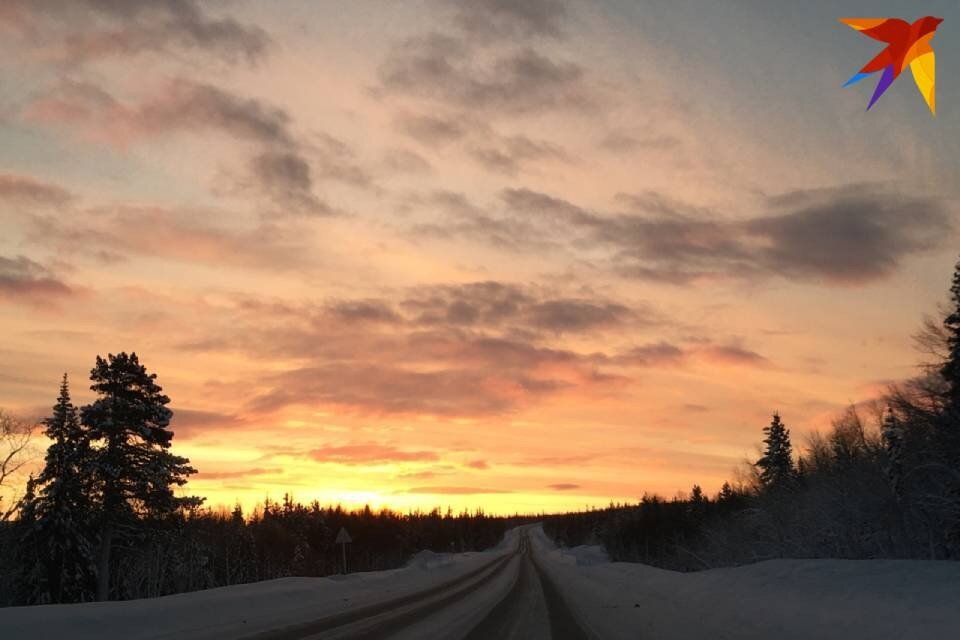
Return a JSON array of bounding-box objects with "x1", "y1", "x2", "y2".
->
[{"x1": 0, "y1": 409, "x2": 36, "y2": 521}]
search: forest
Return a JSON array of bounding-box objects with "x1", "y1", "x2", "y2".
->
[
  {"x1": 2, "y1": 257, "x2": 959, "y2": 606},
  {"x1": 545, "y1": 259, "x2": 960, "y2": 571}
]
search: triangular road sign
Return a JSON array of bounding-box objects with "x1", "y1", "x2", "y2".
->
[{"x1": 335, "y1": 527, "x2": 352, "y2": 544}]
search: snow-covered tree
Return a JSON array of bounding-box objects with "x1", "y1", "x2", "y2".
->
[
  {"x1": 81, "y1": 353, "x2": 200, "y2": 600},
  {"x1": 881, "y1": 407, "x2": 903, "y2": 500},
  {"x1": 756, "y1": 413, "x2": 794, "y2": 487},
  {"x1": 34, "y1": 375, "x2": 96, "y2": 603},
  {"x1": 941, "y1": 257, "x2": 960, "y2": 406}
]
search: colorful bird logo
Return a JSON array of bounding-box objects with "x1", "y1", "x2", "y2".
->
[{"x1": 840, "y1": 16, "x2": 942, "y2": 115}]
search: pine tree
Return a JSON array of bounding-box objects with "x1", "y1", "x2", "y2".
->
[
  {"x1": 756, "y1": 412, "x2": 794, "y2": 487},
  {"x1": 15, "y1": 475, "x2": 47, "y2": 604},
  {"x1": 718, "y1": 482, "x2": 735, "y2": 502},
  {"x1": 34, "y1": 374, "x2": 96, "y2": 603},
  {"x1": 81, "y1": 353, "x2": 200, "y2": 601},
  {"x1": 942, "y1": 257, "x2": 960, "y2": 405},
  {"x1": 881, "y1": 407, "x2": 904, "y2": 500},
  {"x1": 940, "y1": 257, "x2": 960, "y2": 464}
]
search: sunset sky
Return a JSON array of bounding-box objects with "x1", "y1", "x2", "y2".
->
[{"x1": 2, "y1": 0, "x2": 959, "y2": 514}]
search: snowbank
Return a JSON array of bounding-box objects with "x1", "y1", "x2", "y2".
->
[
  {"x1": 531, "y1": 525, "x2": 960, "y2": 639},
  {"x1": 0, "y1": 541, "x2": 512, "y2": 640}
]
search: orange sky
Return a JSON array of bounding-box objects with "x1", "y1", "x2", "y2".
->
[{"x1": 1, "y1": 1, "x2": 959, "y2": 514}]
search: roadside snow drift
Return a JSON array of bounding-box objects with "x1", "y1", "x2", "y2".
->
[
  {"x1": 0, "y1": 529, "x2": 517, "y2": 640},
  {"x1": 530, "y1": 525, "x2": 960, "y2": 640}
]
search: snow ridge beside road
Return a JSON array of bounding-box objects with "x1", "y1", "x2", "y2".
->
[{"x1": 529, "y1": 524, "x2": 960, "y2": 639}]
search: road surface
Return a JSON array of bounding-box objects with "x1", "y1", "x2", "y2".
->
[{"x1": 248, "y1": 526, "x2": 593, "y2": 640}]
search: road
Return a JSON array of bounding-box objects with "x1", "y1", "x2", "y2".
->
[{"x1": 247, "y1": 527, "x2": 593, "y2": 640}]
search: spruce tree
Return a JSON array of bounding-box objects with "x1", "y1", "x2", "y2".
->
[
  {"x1": 881, "y1": 407, "x2": 904, "y2": 500},
  {"x1": 756, "y1": 412, "x2": 794, "y2": 487},
  {"x1": 941, "y1": 257, "x2": 960, "y2": 405},
  {"x1": 81, "y1": 352, "x2": 200, "y2": 601},
  {"x1": 940, "y1": 257, "x2": 960, "y2": 465},
  {"x1": 34, "y1": 374, "x2": 96, "y2": 603}
]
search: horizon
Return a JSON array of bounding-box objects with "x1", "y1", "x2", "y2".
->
[{"x1": 3, "y1": 0, "x2": 960, "y2": 517}]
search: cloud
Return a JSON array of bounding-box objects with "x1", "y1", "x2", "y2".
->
[
  {"x1": 547, "y1": 483, "x2": 579, "y2": 490},
  {"x1": 27, "y1": 79, "x2": 342, "y2": 216},
  {"x1": 449, "y1": 0, "x2": 568, "y2": 42},
  {"x1": 26, "y1": 204, "x2": 315, "y2": 270},
  {"x1": 465, "y1": 459, "x2": 489, "y2": 469},
  {"x1": 468, "y1": 134, "x2": 569, "y2": 175},
  {"x1": 168, "y1": 408, "x2": 241, "y2": 440},
  {"x1": 250, "y1": 151, "x2": 332, "y2": 216},
  {"x1": 326, "y1": 299, "x2": 402, "y2": 324},
  {"x1": 698, "y1": 345, "x2": 770, "y2": 368},
  {"x1": 433, "y1": 185, "x2": 953, "y2": 286},
  {"x1": 616, "y1": 341, "x2": 686, "y2": 367},
  {"x1": 400, "y1": 280, "x2": 646, "y2": 334},
  {"x1": 401, "y1": 486, "x2": 511, "y2": 494},
  {"x1": 0, "y1": 255, "x2": 74, "y2": 303},
  {"x1": 195, "y1": 467, "x2": 282, "y2": 480},
  {"x1": 3, "y1": 0, "x2": 269, "y2": 65},
  {"x1": 379, "y1": 36, "x2": 591, "y2": 114},
  {"x1": 178, "y1": 282, "x2": 637, "y2": 417},
  {"x1": 247, "y1": 363, "x2": 559, "y2": 416},
  {"x1": 309, "y1": 444, "x2": 439, "y2": 465},
  {"x1": 0, "y1": 174, "x2": 74, "y2": 208},
  {"x1": 395, "y1": 112, "x2": 470, "y2": 146},
  {"x1": 381, "y1": 149, "x2": 432, "y2": 175},
  {"x1": 526, "y1": 299, "x2": 632, "y2": 333}
]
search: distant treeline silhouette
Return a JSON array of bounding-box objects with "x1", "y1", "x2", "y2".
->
[{"x1": 544, "y1": 257, "x2": 960, "y2": 570}]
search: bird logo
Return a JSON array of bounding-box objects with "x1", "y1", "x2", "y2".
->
[{"x1": 840, "y1": 16, "x2": 942, "y2": 115}]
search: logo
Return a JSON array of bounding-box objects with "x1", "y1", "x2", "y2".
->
[{"x1": 840, "y1": 17, "x2": 942, "y2": 115}]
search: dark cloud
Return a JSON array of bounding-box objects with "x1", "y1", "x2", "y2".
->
[
  {"x1": 326, "y1": 299, "x2": 402, "y2": 324},
  {"x1": 309, "y1": 443, "x2": 439, "y2": 465},
  {"x1": 450, "y1": 0, "x2": 568, "y2": 42},
  {"x1": 436, "y1": 185, "x2": 953, "y2": 286},
  {"x1": 395, "y1": 112, "x2": 470, "y2": 146},
  {"x1": 402, "y1": 486, "x2": 511, "y2": 494},
  {"x1": 526, "y1": 299, "x2": 632, "y2": 333},
  {"x1": 547, "y1": 483, "x2": 580, "y2": 490},
  {"x1": 247, "y1": 363, "x2": 561, "y2": 416},
  {"x1": 616, "y1": 341, "x2": 686, "y2": 367},
  {"x1": 3, "y1": 0, "x2": 269, "y2": 65},
  {"x1": 400, "y1": 281, "x2": 647, "y2": 334},
  {"x1": 0, "y1": 255, "x2": 74, "y2": 302},
  {"x1": 176, "y1": 282, "x2": 639, "y2": 417},
  {"x1": 379, "y1": 38, "x2": 591, "y2": 114},
  {"x1": 168, "y1": 408, "x2": 241, "y2": 440},
  {"x1": 27, "y1": 79, "x2": 345, "y2": 216},
  {"x1": 468, "y1": 134, "x2": 569, "y2": 175},
  {"x1": 250, "y1": 151, "x2": 332, "y2": 216},
  {"x1": 0, "y1": 174, "x2": 74, "y2": 208},
  {"x1": 699, "y1": 345, "x2": 770, "y2": 368}
]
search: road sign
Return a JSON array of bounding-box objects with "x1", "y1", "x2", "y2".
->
[{"x1": 336, "y1": 527, "x2": 352, "y2": 573}]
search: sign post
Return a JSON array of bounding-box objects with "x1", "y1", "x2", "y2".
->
[{"x1": 335, "y1": 527, "x2": 352, "y2": 574}]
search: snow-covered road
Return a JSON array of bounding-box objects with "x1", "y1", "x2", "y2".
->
[{"x1": 3, "y1": 524, "x2": 960, "y2": 639}]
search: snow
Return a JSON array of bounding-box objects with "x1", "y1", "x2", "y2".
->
[
  {"x1": 4, "y1": 525, "x2": 959, "y2": 639},
  {"x1": 530, "y1": 525, "x2": 960, "y2": 639},
  {"x1": 0, "y1": 537, "x2": 514, "y2": 640}
]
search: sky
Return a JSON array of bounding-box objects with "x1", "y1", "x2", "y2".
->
[{"x1": 1, "y1": 0, "x2": 959, "y2": 515}]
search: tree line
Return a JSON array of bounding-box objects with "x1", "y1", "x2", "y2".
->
[
  {"x1": 0, "y1": 354, "x2": 509, "y2": 606},
  {"x1": 544, "y1": 257, "x2": 960, "y2": 570}
]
